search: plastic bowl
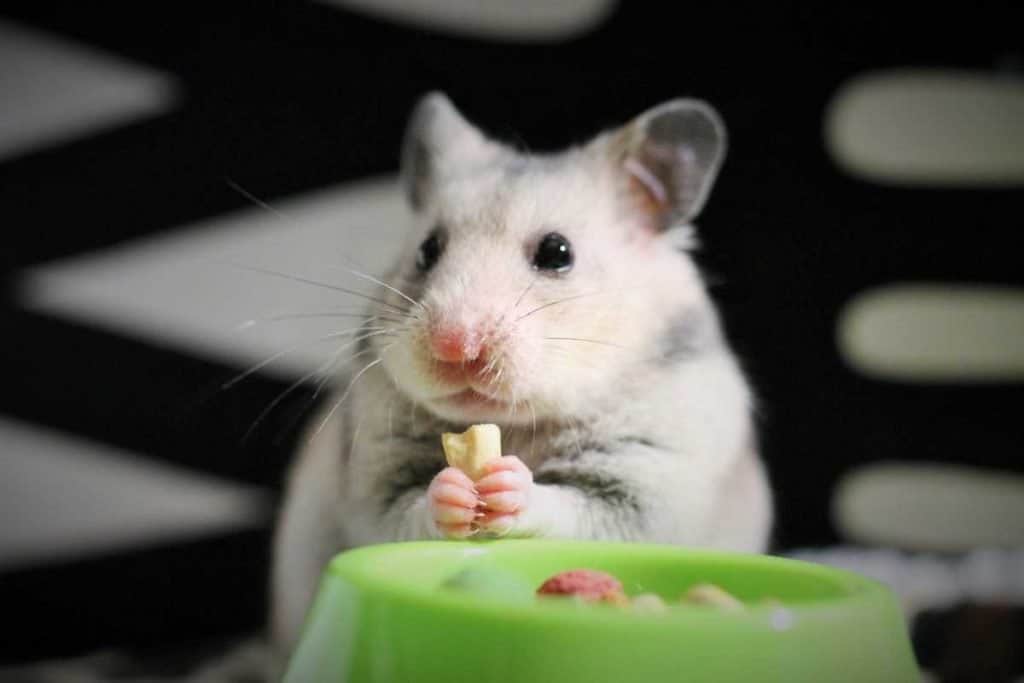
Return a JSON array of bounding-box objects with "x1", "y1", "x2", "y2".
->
[{"x1": 283, "y1": 540, "x2": 919, "y2": 682}]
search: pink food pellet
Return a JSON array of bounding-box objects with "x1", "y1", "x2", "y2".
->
[{"x1": 536, "y1": 569, "x2": 625, "y2": 603}]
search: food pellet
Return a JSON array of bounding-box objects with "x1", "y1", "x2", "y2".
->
[
  {"x1": 680, "y1": 583, "x2": 746, "y2": 612},
  {"x1": 440, "y1": 566, "x2": 536, "y2": 604},
  {"x1": 536, "y1": 568, "x2": 627, "y2": 604},
  {"x1": 441, "y1": 424, "x2": 502, "y2": 480},
  {"x1": 630, "y1": 592, "x2": 669, "y2": 613}
]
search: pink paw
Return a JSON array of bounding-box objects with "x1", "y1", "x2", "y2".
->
[
  {"x1": 474, "y1": 456, "x2": 533, "y2": 537},
  {"x1": 428, "y1": 466, "x2": 479, "y2": 539},
  {"x1": 428, "y1": 457, "x2": 534, "y2": 539}
]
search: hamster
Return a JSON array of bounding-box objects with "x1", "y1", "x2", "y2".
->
[{"x1": 270, "y1": 92, "x2": 773, "y2": 656}]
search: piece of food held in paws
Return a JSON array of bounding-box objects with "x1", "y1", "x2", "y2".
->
[{"x1": 441, "y1": 424, "x2": 502, "y2": 480}]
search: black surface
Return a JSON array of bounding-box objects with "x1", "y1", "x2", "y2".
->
[
  {"x1": 915, "y1": 602, "x2": 1024, "y2": 683},
  {"x1": 0, "y1": 529, "x2": 271, "y2": 663}
]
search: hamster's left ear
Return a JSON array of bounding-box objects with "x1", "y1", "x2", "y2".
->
[{"x1": 609, "y1": 99, "x2": 727, "y2": 230}]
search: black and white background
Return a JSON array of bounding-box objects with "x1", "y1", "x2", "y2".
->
[{"x1": 2, "y1": 2, "x2": 1023, "y2": 680}]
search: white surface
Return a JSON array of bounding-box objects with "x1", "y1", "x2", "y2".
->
[
  {"x1": 320, "y1": 0, "x2": 617, "y2": 41},
  {"x1": 790, "y1": 546, "x2": 1024, "y2": 617},
  {"x1": 837, "y1": 284, "x2": 1024, "y2": 382},
  {"x1": 0, "y1": 18, "x2": 178, "y2": 161},
  {"x1": 832, "y1": 462, "x2": 1024, "y2": 552},
  {"x1": 825, "y1": 68, "x2": 1024, "y2": 186},
  {"x1": 19, "y1": 176, "x2": 413, "y2": 380},
  {"x1": 0, "y1": 416, "x2": 269, "y2": 570}
]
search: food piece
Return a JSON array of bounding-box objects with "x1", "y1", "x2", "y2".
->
[
  {"x1": 630, "y1": 592, "x2": 669, "y2": 613},
  {"x1": 680, "y1": 583, "x2": 745, "y2": 612},
  {"x1": 536, "y1": 568, "x2": 627, "y2": 604},
  {"x1": 440, "y1": 566, "x2": 536, "y2": 604},
  {"x1": 441, "y1": 423, "x2": 502, "y2": 480}
]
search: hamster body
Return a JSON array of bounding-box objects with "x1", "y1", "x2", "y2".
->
[{"x1": 270, "y1": 93, "x2": 773, "y2": 655}]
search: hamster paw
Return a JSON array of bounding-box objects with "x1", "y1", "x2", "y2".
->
[
  {"x1": 428, "y1": 466, "x2": 480, "y2": 539},
  {"x1": 474, "y1": 456, "x2": 534, "y2": 537}
]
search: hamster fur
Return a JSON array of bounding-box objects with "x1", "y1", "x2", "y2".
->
[{"x1": 270, "y1": 92, "x2": 773, "y2": 656}]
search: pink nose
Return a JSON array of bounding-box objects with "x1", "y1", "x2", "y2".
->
[{"x1": 430, "y1": 326, "x2": 484, "y2": 364}]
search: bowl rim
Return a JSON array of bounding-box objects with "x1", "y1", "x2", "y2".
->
[{"x1": 321, "y1": 539, "x2": 894, "y2": 629}]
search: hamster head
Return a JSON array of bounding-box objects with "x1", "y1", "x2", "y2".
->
[{"x1": 370, "y1": 92, "x2": 728, "y2": 425}]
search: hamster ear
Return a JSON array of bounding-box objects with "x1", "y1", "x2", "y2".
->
[
  {"x1": 400, "y1": 92, "x2": 498, "y2": 211},
  {"x1": 612, "y1": 99, "x2": 727, "y2": 229}
]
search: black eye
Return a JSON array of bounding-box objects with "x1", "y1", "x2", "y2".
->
[
  {"x1": 532, "y1": 232, "x2": 573, "y2": 273},
  {"x1": 416, "y1": 230, "x2": 443, "y2": 272}
]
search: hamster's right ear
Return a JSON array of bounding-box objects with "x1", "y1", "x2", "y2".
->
[{"x1": 400, "y1": 92, "x2": 499, "y2": 211}]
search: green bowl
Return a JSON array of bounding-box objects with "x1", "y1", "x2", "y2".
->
[{"x1": 283, "y1": 540, "x2": 918, "y2": 683}]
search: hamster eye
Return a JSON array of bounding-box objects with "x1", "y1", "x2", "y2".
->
[
  {"x1": 532, "y1": 232, "x2": 573, "y2": 273},
  {"x1": 416, "y1": 230, "x2": 443, "y2": 272}
]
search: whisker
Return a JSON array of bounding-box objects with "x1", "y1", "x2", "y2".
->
[
  {"x1": 408, "y1": 395, "x2": 418, "y2": 432},
  {"x1": 224, "y1": 180, "x2": 418, "y2": 320},
  {"x1": 311, "y1": 353, "x2": 387, "y2": 438},
  {"x1": 239, "y1": 356, "x2": 335, "y2": 444},
  {"x1": 310, "y1": 339, "x2": 383, "y2": 401},
  {"x1": 226, "y1": 180, "x2": 411, "y2": 307},
  {"x1": 222, "y1": 327, "x2": 390, "y2": 390},
  {"x1": 350, "y1": 410, "x2": 366, "y2": 456},
  {"x1": 236, "y1": 312, "x2": 404, "y2": 330},
  {"x1": 546, "y1": 346, "x2": 626, "y2": 371},
  {"x1": 386, "y1": 397, "x2": 396, "y2": 459},
  {"x1": 528, "y1": 400, "x2": 537, "y2": 462},
  {"x1": 514, "y1": 285, "x2": 658, "y2": 323},
  {"x1": 542, "y1": 336, "x2": 633, "y2": 351},
  {"x1": 480, "y1": 353, "x2": 499, "y2": 379},
  {"x1": 569, "y1": 413, "x2": 584, "y2": 460},
  {"x1": 223, "y1": 261, "x2": 412, "y2": 317},
  {"x1": 554, "y1": 394, "x2": 584, "y2": 460},
  {"x1": 326, "y1": 263, "x2": 424, "y2": 313},
  {"x1": 225, "y1": 178, "x2": 293, "y2": 221},
  {"x1": 269, "y1": 312, "x2": 402, "y2": 323},
  {"x1": 239, "y1": 325, "x2": 396, "y2": 445},
  {"x1": 513, "y1": 276, "x2": 539, "y2": 312},
  {"x1": 515, "y1": 291, "x2": 605, "y2": 322}
]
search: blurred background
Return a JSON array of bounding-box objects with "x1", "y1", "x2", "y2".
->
[{"x1": 1, "y1": 1, "x2": 1023, "y2": 680}]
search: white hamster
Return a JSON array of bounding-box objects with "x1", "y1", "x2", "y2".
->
[{"x1": 270, "y1": 92, "x2": 773, "y2": 654}]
